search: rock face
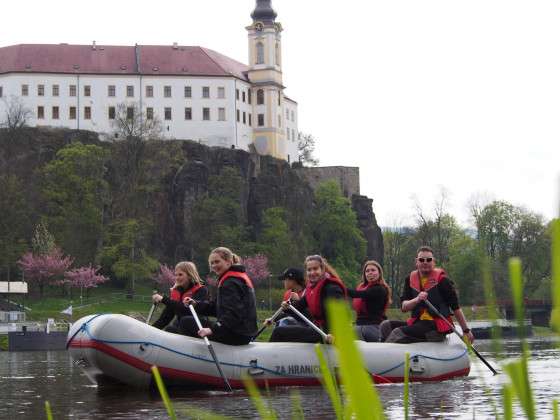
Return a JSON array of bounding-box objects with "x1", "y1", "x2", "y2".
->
[{"x1": 0, "y1": 128, "x2": 383, "y2": 265}]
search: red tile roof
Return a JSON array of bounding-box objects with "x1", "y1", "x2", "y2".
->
[{"x1": 0, "y1": 44, "x2": 250, "y2": 80}]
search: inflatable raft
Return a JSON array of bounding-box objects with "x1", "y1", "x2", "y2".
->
[{"x1": 67, "y1": 314, "x2": 470, "y2": 389}]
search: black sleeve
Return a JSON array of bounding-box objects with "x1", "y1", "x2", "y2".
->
[
  {"x1": 400, "y1": 276, "x2": 413, "y2": 304},
  {"x1": 438, "y1": 278, "x2": 460, "y2": 311},
  {"x1": 161, "y1": 295, "x2": 189, "y2": 318},
  {"x1": 195, "y1": 298, "x2": 217, "y2": 316},
  {"x1": 324, "y1": 283, "x2": 345, "y2": 300},
  {"x1": 348, "y1": 286, "x2": 386, "y2": 300},
  {"x1": 293, "y1": 293, "x2": 309, "y2": 312},
  {"x1": 192, "y1": 286, "x2": 209, "y2": 302},
  {"x1": 212, "y1": 279, "x2": 250, "y2": 333},
  {"x1": 152, "y1": 304, "x2": 174, "y2": 330}
]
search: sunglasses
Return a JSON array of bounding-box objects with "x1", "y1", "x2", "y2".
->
[{"x1": 417, "y1": 257, "x2": 433, "y2": 263}]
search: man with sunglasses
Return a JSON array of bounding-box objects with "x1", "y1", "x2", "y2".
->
[{"x1": 382, "y1": 246, "x2": 474, "y2": 344}]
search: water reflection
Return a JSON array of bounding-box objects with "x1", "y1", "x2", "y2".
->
[{"x1": 0, "y1": 338, "x2": 558, "y2": 419}]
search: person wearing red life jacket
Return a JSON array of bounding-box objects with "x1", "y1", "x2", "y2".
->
[
  {"x1": 181, "y1": 247, "x2": 258, "y2": 345},
  {"x1": 263, "y1": 267, "x2": 309, "y2": 328},
  {"x1": 152, "y1": 261, "x2": 208, "y2": 333},
  {"x1": 269, "y1": 255, "x2": 346, "y2": 343},
  {"x1": 382, "y1": 246, "x2": 474, "y2": 344},
  {"x1": 348, "y1": 260, "x2": 392, "y2": 342}
]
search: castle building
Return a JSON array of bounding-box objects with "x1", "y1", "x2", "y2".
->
[{"x1": 0, "y1": 0, "x2": 299, "y2": 162}]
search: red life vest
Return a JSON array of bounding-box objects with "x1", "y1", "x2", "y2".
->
[
  {"x1": 352, "y1": 281, "x2": 375, "y2": 317},
  {"x1": 218, "y1": 270, "x2": 254, "y2": 289},
  {"x1": 407, "y1": 268, "x2": 453, "y2": 333},
  {"x1": 305, "y1": 273, "x2": 347, "y2": 327},
  {"x1": 169, "y1": 283, "x2": 204, "y2": 302},
  {"x1": 282, "y1": 288, "x2": 305, "y2": 302}
]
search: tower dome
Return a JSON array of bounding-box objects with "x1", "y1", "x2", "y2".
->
[{"x1": 250, "y1": 0, "x2": 277, "y2": 24}]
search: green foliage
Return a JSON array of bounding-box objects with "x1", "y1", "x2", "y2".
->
[
  {"x1": 32, "y1": 222, "x2": 56, "y2": 256},
  {"x1": 311, "y1": 181, "x2": 366, "y2": 276},
  {"x1": 41, "y1": 142, "x2": 108, "y2": 264},
  {"x1": 446, "y1": 234, "x2": 482, "y2": 305},
  {"x1": 0, "y1": 174, "x2": 29, "y2": 280},
  {"x1": 45, "y1": 401, "x2": 53, "y2": 420},
  {"x1": 101, "y1": 219, "x2": 159, "y2": 290},
  {"x1": 551, "y1": 219, "x2": 560, "y2": 332}
]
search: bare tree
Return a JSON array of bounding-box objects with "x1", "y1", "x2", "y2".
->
[
  {"x1": 297, "y1": 132, "x2": 319, "y2": 166},
  {"x1": 110, "y1": 102, "x2": 163, "y2": 141},
  {"x1": 0, "y1": 95, "x2": 33, "y2": 131}
]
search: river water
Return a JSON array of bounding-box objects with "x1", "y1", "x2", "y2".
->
[{"x1": 0, "y1": 338, "x2": 559, "y2": 419}]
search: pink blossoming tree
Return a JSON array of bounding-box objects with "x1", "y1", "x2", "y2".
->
[
  {"x1": 64, "y1": 265, "x2": 108, "y2": 299},
  {"x1": 18, "y1": 248, "x2": 73, "y2": 297},
  {"x1": 154, "y1": 264, "x2": 176, "y2": 288},
  {"x1": 243, "y1": 254, "x2": 271, "y2": 286}
]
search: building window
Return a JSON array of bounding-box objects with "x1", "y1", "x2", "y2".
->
[
  {"x1": 126, "y1": 107, "x2": 134, "y2": 120},
  {"x1": 275, "y1": 43, "x2": 280, "y2": 65},
  {"x1": 52, "y1": 106, "x2": 59, "y2": 120},
  {"x1": 84, "y1": 106, "x2": 91, "y2": 119},
  {"x1": 236, "y1": 89, "x2": 240, "y2": 100},
  {"x1": 286, "y1": 109, "x2": 290, "y2": 119},
  {"x1": 218, "y1": 107, "x2": 226, "y2": 121},
  {"x1": 164, "y1": 86, "x2": 172, "y2": 98},
  {"x1": 108, "y1": 85, "x2": 116, "y2": 97},
  {"x1": 126, "y1": 85, "x2": 134, "y2": 97},
  {"x1": 84, "y1": 85, "x2": 91, "y2": 97},
  {"x1": 21, "y1": 85, "x2": 29, "y2": 96},
  {"x1": 146, "y1": 85, "x2": 154, "y2": 98},
  {"x1": 242, "y1": 91, "x2": 246, "y2": 103},
  {"x1": 248, "y1": 114, "x2": 252, "y2": 126},
  {"x1": 218, "y1": 87, "x2": 225, "y2": 99},
  {"x1": 164, "y1": 107, "x2": 172, "y2": 120},
  {"x1": 184, "y1": 86, "x2": 191, "y2": 98},
  {"x1": 185, "y1": 107, "x2": 192, "y2": 120},
  {"x1": 69, "y1": 107, "x2": 76, "y2": 120},
  {"x1": 243, "y1": 112, "x2": 246, "y2": 125},
  {"x1": 256, "y1": 42, "x2": 264, "y2": 65},
  {"x1": 38, "y1": 85, "x2": 45, "y2": 96},
  {"x1": 37, "y1": 106, "x2": 44, "y2": 119},
  {"x1": 248, "y1": 90, "x2": 252, "y2": 104},
  {"x1": 146, "y1": 107, "x2": 154, "y2": 120},
  {"x1": 278, "y1": 93, "x2": 281, "y2": 106},
  {"x1": 69, "y1": 85, "x2": 76, "y2": 97},
  {"x1": 257, "y1": 89, "x2": 264, "y2": 105},
  {"x1": 52, "y1": 85, "x2": 59, "y2": 97},
  {"x1": 202, "y1": 87, "x2": 210, "y2": 98},
  {"x1": 203, "y1": 107, "x2": 210, "y2": 120},
  {"x1": 236, "y1": 109, "x2": 240, "y2": 122},
  {"x1": 0, "y1": 86, "x2": 3, "y2": 97},
  {"x1": 291, "y1": 110, "x2": 295, "y2": 121},
  {"x1": 108, "y1": 106, "x2": 116, "y2": 120},
  {"x1": 258, "y1": 113, "x2": 264, "y2": 126}
]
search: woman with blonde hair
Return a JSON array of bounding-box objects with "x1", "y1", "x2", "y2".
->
[
  {"x1": 269, "y1": 255, "x2": 346, "y2": 343},
  {"x1": 152, "y1": 261, "x2": 208, "y2": 333},
  {"x1": 181, "y1": 247, "x2": 258, "y2": 345},
  {"x1": 348, "y1": 260, "x2": 392, "y2": 342}
]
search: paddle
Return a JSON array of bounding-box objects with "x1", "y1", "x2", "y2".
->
[
  {"x1": 146, "y1": 290, "x2": 158, "y2": 325},
  {"x1": 188, "y1": 304, "x2": 233, "y2": 392},
  {"x1": 286, "y1": 302, "x2": 333, "y2": 344},
  {"x1": 252, "y1": 305, "x2": 285, "y2": 342},
  {"x1": 424, "y1": 299, "x2": 498, "y2": 375}
]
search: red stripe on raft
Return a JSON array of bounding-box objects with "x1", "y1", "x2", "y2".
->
[{"x1": 70, "y1": 339, "x2": 469, "y2": 387}]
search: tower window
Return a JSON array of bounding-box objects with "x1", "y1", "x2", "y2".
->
[
  {"x1": 184, "y1": 86, "x2": 191, "y2": 98},
  {"x1": 185, "y1": 107, "x2": 192, "y2": 120},
  {"x1": 127, "y1": 86, "x2": 134, "y2": 97},
  {"x1": 69, "y1": 85, "x2": 77, "y2": 97},
  {"x1": 37, "y1": 106, "x2": 44, "y2": 119},
  {"x1": 52, "y1": 106, "x2": 59, "y2": 119},
  {"x1": 275, "y1": 43, "x2": 280, "y2": 65},
  {"x1": 203, "y1": 107, "x2": 210, "y2": 120},
  {"x1": 257, "y1": 89, "x2": 264, "y2": 105},
  {"x1": 52, "y1": 85, "x2": 59, "y2": 97},
  {"x1": 165, "y1": 107, "x2": 172, "y2": 120},
  {"x1": 108, "y1": 106, "x2": 116, "y2": 120},
  {"x1": 164, "y1": 86, "x2": 172, "y2": 98},
  {"x1": 69, "y1": 107, "x2": 76, "y2": 120},
  {"x1": 202, "y1": 87, "x2": 210, "y2": 98},
  {"x1": 108, "y1": 85, "x2": 116, "y2": 97},
  {"x1": 38, "y1": 85, "x2": 44, "y2": 96},
  {"x1": 258, "y1": 113, "x2": 264, "y2": 127},
  {"x1": 146, "y1": 85, "x2": 154, "y2": 97},
  {"x1": 84, "y1": 85, "x2": 91, "y2": 97},
  {"x1": 256, "y1": 42, "x2": 264, "y2": 65}
]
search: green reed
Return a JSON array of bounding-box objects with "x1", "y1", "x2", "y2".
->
[
  {"x1": 151, "y1": 365, "x2": 177, "y2": 420},
  {"x1": 315, "y1": 344, "x2": 343, "y2": 419},
  {"x1": 45, "y1": 401, "x2": 53, "y2": 420},
  {"x1": 403, "y1": 352, "x2": 410, "y2": 420}
]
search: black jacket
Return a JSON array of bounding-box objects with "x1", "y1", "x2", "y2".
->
[
  {"x1": 196, "y1": 265, "x2": 258, "y2": 338},
  {"x1": 153, "y1": 285, "x2": 209, "y2": 330},
  {"x1": 348, "y1": 283, "x2": 388, "y2": 325}
]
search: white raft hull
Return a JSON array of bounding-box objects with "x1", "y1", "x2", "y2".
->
[{"x1": 67, "y1": 314, "x2": 470, "y2": 389}]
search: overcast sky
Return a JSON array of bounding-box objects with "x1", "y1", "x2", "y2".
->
[{"x1": 2, "y1": 1, "x2": 559, "y2": 227}]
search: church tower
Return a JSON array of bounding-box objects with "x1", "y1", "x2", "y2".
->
[{"x1": 247, "y1": 0, "x2": 285, "y2": 159}]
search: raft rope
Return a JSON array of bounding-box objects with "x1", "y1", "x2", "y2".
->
[{"x1": 70, "y1": 314, "x2": 468, "y2": 378}]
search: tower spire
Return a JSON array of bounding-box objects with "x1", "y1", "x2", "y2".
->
[{"x1": 251, "y1": 0, "x2": 277, "y2": 24}]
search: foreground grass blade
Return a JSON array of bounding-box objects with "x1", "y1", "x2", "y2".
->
[
  {"x1": 551, "y1": 219, "x2": 560, "y2": 333},
  {"x1": 404, "y1": 352, "x2": 410, "y2": 420},
  {"x1": 243, "y1": 374, "x2": 278, "y2": 420},
  {"x1": 315, "y1": 344, "x2": 343, "y2": 420},
  {"x1": 327, "y1": 299, "x2": 386, "y2": 420},
  {"x1": 151, "y1": 365, "x2": 177, "y2": 420},
  {"x1": 45, "y1": 401, "x2": 53, "y2": 420},
  {"x1": 501, "y1": 385, "x2": 513, "y2": 420},
  {"x1": 290, "y1": 390, "x2": 305, "y2": 420}
]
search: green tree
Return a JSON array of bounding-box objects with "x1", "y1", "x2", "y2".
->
[
  {"x1": 41, "y1": 142, "x2": 109, "y2": 265},
  {"x1": 383, "y1": 227, "x2": 417, "y2": 302},
  {"x1": 310, "y1": 181, "x2": 366, "y2": 280},
  {"x1": 257, "y1": 207, "x2": 300, "y2": 275},
  {"x1": 101, "y1": 219, "x2": 159, "y2": 295},
  {"x1": 0, "y1": 175, "x2": 30, "y2": 281}
]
